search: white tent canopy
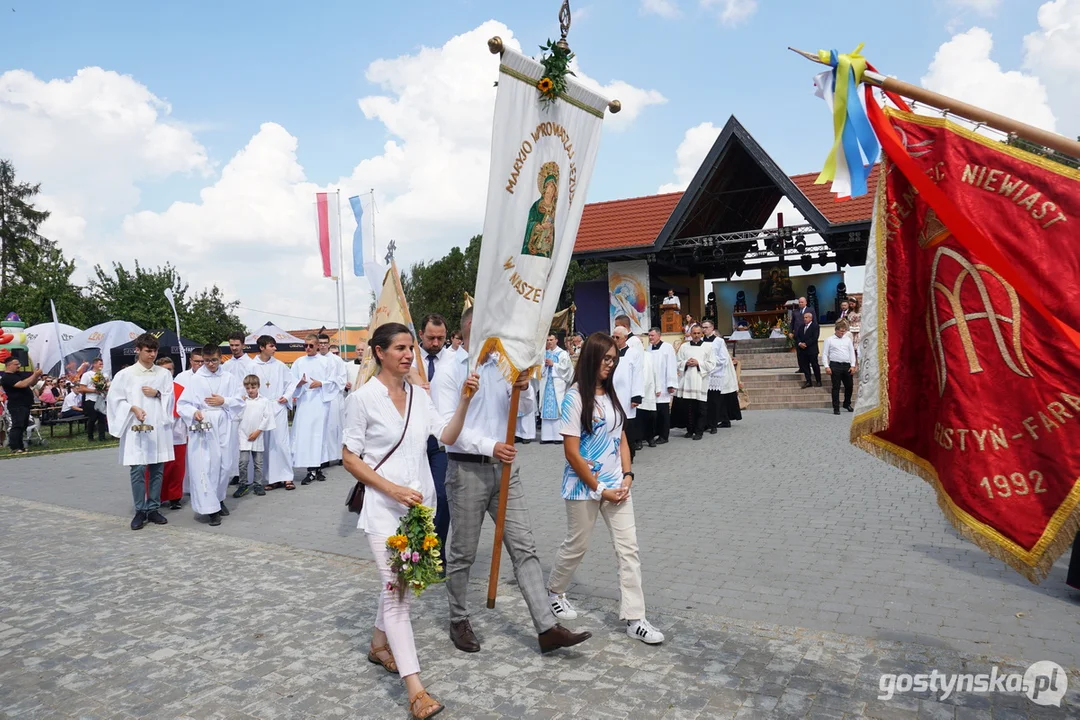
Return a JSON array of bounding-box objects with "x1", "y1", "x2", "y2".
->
[
  {"x1": 50, "y1": 321, "x2": 145, "y2": 377},
  {"x1": 244, "y1": 322, "x2": 306, "y2": 349},
  {"x1": 25, "y1": 322, "x2": 81, "y2": 374}
]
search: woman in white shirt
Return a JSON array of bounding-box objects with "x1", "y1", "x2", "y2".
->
[{"x1": 342, "y1": 322, "x2": 477, "y2": 720}]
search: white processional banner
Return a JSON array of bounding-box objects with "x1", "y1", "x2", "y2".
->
[
  {"x1": 471, "y1": 48, "x2": 610, "y2": 381},
  {"x1": 608, "y1": 260, "x2": 650, "y2": 334}
]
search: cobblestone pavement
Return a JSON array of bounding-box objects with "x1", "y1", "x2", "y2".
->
[
  {"x1": 2, "y1": 409, "x2": 1079, "y2": 718},
  {"x1": 2, "y1": 497, "x2": 1077, "y2": 719}
]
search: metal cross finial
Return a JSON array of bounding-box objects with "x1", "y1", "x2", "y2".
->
[
  {"x1": 557, "y1": 0, "x2": 572, "y2": 50},
  {"x1": 385, "y1": 240, "x2": 397, "y2": 264}
]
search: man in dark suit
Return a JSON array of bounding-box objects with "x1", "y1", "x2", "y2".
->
[{"x1": 794, "y1": 311, "x2": 821, "y2": 388}]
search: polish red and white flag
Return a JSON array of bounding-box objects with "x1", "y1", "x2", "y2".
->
[{"x1": 315, "y1": 191, "x2": 342, "y2": 278}]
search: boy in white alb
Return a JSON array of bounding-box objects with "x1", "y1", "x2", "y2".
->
[{"x1": 233, "y1": 374, "x2": 276, "y2": 498}]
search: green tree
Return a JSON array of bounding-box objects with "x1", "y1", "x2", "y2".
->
[
  {"x1": 0, "y1": 241, "x2": 102, "y2": 328},
  {"x1": 401, "y1": 235, "x2": 482, "y2": 329},
  {"x1": 0, "y1": 160, "x2": 50, "y2": 292},
  {"x1": 87, "y1": 261, "x2": 242, "y2": 345}
]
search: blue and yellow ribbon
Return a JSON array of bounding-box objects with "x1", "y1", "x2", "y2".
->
[{"x1": 815, "y1": 44, "x2": 880, "y2": 197}]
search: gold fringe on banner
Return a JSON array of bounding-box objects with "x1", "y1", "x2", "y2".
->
[
  {"x1": 471, "y1": 335, "x2": 538, "y2": 394},
  {"x1": 856, "y1": 435, "x2": 1080, "y2": 583}
]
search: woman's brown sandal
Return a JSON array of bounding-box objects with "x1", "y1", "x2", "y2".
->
[
  {"x1": 367, "y1": 643, "x2": 398, "y2": 674},
  {"x1": 409, "y1": 690, "x2": 444, "y2": 719}
]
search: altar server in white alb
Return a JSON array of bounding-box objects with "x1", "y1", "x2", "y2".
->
[
  {"x1": 291, "y1": 333, "x2": 340, "y2": 485},
  {"x1": 538, "y1": 333, "x2": 573, "y2": 444},
  {"x1": 676, "y1": 324, "x2": 716, "y2": 441},
  {"x1": 701, "y1": 321, "x2": 740, "y2": 432},
  {"x1": 233, "y1": 374, "x2": 276, "y2": 498},
  {"x1": 646, "y1": 327, "x2": 677, "y2": 445},
  {"x1": 222, "y1": 331, "x2": 255, "y2": 484},
  {"x1": 317, "y1": 333, "x2": 349, "y2": 467},
  {"x1": 636, "y1": 337, "x2": 658, "y2": 448},
  {"x1": 178, "y1": 344, "x2": 245, "y2": 527},
  {"x1": 611, "y1": 327, "x2": 644, "y2": 460},
  {"x1": 107, "y1": 333, "x2": 176, "y2": 531},
  {"x1": 251, "y1": 335, "x2": 298, "y2": 490},
  {"x1": 516, "y1": 371, "x2": 539, "y2": 443}
]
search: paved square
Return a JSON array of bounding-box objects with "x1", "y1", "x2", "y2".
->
[{"x1": 1, "y1": 408, "x2": 1078, "y2": 718}]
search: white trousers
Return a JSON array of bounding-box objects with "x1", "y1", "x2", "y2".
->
[
  {"x1": 367, "y1": 533, "x2": 420, "y2": 677},
  {"x1": 547, "y1": 495, "x2": 646, "y2": 621}
]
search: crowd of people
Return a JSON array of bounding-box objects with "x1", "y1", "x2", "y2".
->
[{"x1": 88, "y1": 310, "x2": 748, "y2": 717}]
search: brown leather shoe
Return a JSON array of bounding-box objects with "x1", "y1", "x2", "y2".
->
[
  {"x1": 538, "y1": 623, "x2": 592, "y2": 654},
  {"x1": 450, "y1": 619, "x2": 480, "y2": 653}
]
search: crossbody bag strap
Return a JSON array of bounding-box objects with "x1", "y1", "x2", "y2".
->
[{"x1": 373, "y1": 383, "x2": 413, "y2": 473}]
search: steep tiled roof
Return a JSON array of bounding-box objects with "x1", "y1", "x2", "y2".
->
[
  {"x1": 574, "y1": 192, "x2": 683, "y2": 253},
  {"x1": 575, "y1": 167, "x2": 878, "y2": 254},
  {"x1": 788, "y1": 165, "x2": 879, "y2": 226}
]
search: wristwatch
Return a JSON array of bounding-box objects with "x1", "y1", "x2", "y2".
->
[{"x1": 623, "y1": 471, "x2": 635, "y2": 480}]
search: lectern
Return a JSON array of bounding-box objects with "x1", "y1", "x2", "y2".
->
[{"x1": 661, "y1": 305, "x2": 681, "y2": 334}]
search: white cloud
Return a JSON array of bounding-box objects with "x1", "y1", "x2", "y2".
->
[
  {"x1": 641, "y1": 0, "x2": 681, "y2": 18},
  {"x1": 1023, "y1": 0, "x2": 1080, "y2": 138},
  {"x1": 658, "y1": 122, "x2": 719, "y2": 193},
  {"x1": 23, "y1": 20, "x2": 662, "y2": 329},
  {"x1": 947, "y1": 0, "x2": 1002, "y2": 16},
  {"x1": 701, "y1": 0, "x2": 758, "y2": 26},
  {"x1": 921, "y1": 27, "x2": 1057, "y2": 133},
  {"x1": 0, "y1": 67, "x2": 210, "y2": 249}
]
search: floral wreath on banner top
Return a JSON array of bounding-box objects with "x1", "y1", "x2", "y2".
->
[{"x1": 536, "y1": 39, "x2": 575, "y2": 107}]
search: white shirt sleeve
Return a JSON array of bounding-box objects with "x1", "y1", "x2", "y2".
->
[{"x1": 343, "y1": 393, "x2": 368, "y2": 458}]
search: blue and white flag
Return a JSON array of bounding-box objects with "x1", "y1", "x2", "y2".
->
[{"x1": 349, "y1": 195, "x2": 364, "y2": 277}]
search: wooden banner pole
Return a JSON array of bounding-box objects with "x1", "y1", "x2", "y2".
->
[
  {"x1": 486, "y1": 383, "x2": 523, "y2": 608},
  {"x1": 788, "y1": 47, "x2": 1080, "y2": 160}
]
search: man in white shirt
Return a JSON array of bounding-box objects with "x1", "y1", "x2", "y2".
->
[
  {"x1": 646, "y1": 327, "x2": 677, "y2": 445},
  {"x1": 417, "y1": 313, "x2": 456, "y2": 567},
  {"x1": 106, "y1": 334, "x2": 175, "y2": 530},
  {"x1": 434, "y1": 307, "x2": 591, "y2": 656},
  {"x1": 60, "y1": 388, "x2": 83, "y2": 417},
  {"x1": 822, "y1": 319, "x2": 858, "y2": 415},
  {"x1": 76, "y1": 357, "x2": 109, "y2": 441},
  {"x1": 222, "y1": 332, "x2": 255, "y2": 485},
  {"x1": 661, "y1": 289, "x2": 681, "y2": 311}
]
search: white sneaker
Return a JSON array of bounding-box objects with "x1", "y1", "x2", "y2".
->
[
  {"x1": 627, "y1": 618, "x2": 664, "y2": 644},
  {"x1": 548, "y1": 592, "x2": 579, "y2": 620}
]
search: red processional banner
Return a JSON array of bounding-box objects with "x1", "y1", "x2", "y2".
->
[{"x1": 853, "y1": 107, "x2": 1080, "y2": 582}]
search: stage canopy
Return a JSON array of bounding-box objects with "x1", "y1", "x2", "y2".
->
[{"x1": 573, "y1": 115, "x2": 875, "y2": 279}]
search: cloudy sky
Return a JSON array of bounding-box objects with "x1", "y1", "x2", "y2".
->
[{"x1": 1, "y1": 0, "x2": 1076, "y2": 330}]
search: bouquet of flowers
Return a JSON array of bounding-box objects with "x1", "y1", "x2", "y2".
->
[
  {"x1": 385, "y1": 504, "x2": 443, "y2": 599},
  {"x1": 748, "y1": 319, "x2": 772, "y2": 339},
  {"x1": 91, "y1": 372, "x2": 110, "y2": 396}
]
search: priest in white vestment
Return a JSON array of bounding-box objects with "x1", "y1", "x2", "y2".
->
[
  {"x1": 703, "y1": 321, "x2": 741, "y2": 430},
  {"x1": 637, "y1": 339, "x2": 658, "y2": 447},
  {"x1": 107, "y1": 334, "x2": 176, "y2": 531},
  {"x1": 251, "y1": 335, "x2": 298, "y2": 489},
  {"x1": 177, "y1": 347, "x2": 245, "y2": 525},
  {"x1": 538, "y1": 333, "x2": 573, "y2": 443},
  {"x1": 612, "y1": 326, "x2": 644, "y2": 458},
  {"x1": 647, "y1": 328, "x2": 678, "y2": 444},
  {"x1": 317, "y1": 337, "x2": 349, "y2": 467},
  {"x1": 222, "y1": 333, "x2": 255, "y2": 483},
  {"x1": 515, "y1": 373, "x2": 539, "y2": 443},
  {"x1": 676, "y1": 324, "x2": 715, "y2": 440},
  {"x1": 291, "y1": 335, "x2": 340, "y2": 484}
]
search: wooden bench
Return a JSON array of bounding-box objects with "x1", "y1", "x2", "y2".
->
[{"x1": 32, "y1": 408, "x2": 87, "y2": 438}]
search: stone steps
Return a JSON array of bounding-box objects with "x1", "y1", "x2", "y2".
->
[
  {"x1": 737, "y1": 367, "x2": 858, "y2": 411},
  {"x1": 735, "y1": 353, "x2": 801, "y2": 370}
]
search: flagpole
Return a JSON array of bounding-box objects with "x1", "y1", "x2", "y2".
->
[
  {"x1": 486, "y1": 383, "x2": 522, "y2": 608},
  {"x1": 788, "y1": 47, "x2": 1080, "y2": 160},
  {"x1": 336, "y1": 190, "x2": 348, "y2": 359}
]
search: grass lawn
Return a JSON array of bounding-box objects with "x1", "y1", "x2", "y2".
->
[{"x1": 0, "y1": 433, "x2": 119, "y2": 459}]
